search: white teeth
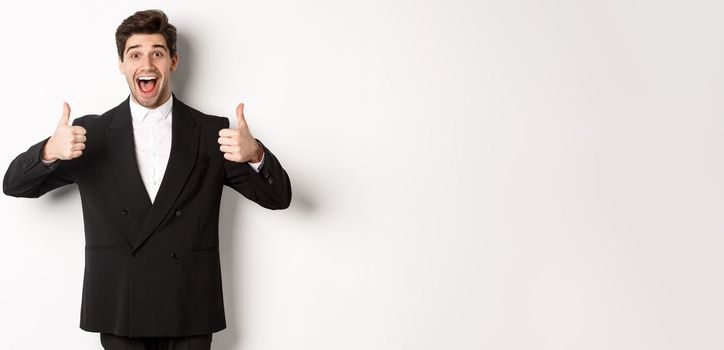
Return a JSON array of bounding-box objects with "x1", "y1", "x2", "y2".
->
[{"x1": 138, "y1": 76, "x2": 157, "y2": 81}]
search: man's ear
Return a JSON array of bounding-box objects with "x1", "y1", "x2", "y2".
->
[
  {"x1": 118, "y1": 58, "x2": 124, "y2": 74},
  {"x1": 170, "y1": 53, "x2": 179, "y2": 72}
]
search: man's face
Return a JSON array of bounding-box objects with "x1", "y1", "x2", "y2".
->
[{"x1": 118, "y1": 33, "x2": 178, "y2": 108}]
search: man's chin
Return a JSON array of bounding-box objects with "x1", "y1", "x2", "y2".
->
[{"x1": 132, "y1": 91, "x2": 164, "y2": 108}]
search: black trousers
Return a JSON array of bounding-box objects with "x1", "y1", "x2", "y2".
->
[{"x1": 100, "y1": 333, "x2": 212, "y2": 350}]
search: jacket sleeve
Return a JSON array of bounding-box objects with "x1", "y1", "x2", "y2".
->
[
  {"x1": 3, "y1": 137, "x2": 75, "y2": 198},
  {"x1": 221, "y1": 120, "x2": 292, "y2": 210}
]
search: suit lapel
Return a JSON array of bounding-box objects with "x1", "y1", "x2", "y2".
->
[
  {"x1": 132, "y1": 96, "x2": 200, "y2": 251},
  {"x1": 107, "y1": 98, "x2": 152, "y2": 249}
]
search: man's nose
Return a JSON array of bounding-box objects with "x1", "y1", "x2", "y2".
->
[{"x1": 140, "y1": 54, "x2": 154, "y2": 68}]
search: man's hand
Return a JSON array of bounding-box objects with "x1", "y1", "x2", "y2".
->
[
  {"x1": 218, "y1": 102, "x2": 264, "y2": 163},
  {"x1": 42, "y1": 102, "x2": 87, "y2": 162}
]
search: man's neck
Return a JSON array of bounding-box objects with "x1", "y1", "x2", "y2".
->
[{"x1": 130, "y1": 93, "x2": 173, "y2": 110}]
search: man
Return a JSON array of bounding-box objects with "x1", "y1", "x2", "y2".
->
[{"x1": 3, "y1": 9, "x2": 291, "y2": 350}]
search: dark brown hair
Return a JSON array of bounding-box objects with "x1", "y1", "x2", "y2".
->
[{"x1": 115, "y1": 9, "x2": 177, "y2": 61}]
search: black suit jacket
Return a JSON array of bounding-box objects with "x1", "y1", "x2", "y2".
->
[{"x1": 2, "y1": 95, "x2": 292, "y2": 337}]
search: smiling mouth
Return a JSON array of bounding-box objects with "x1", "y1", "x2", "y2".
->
[{"x1": 137, "y1": 76, "x2": 158, "y2": 94}]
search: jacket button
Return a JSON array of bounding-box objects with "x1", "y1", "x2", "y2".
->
[
  {"x1": 131, "y1": 251, "x2": 139, "y2": 257},
  {"x1": 121, "y1": 208, "x2": 129, "y2": 216},
  {"x1": 170, "y1": 252, "x2": 180, "y2": 259},
  {"x1": 175, "y1": 209, "x2": 182, "y2": 217},
  {"x1": 267, "y1": 177, "x2": 274, "y2": 184}
]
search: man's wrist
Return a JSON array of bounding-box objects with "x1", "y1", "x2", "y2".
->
[
  {"x1": 249, "y1": 142, "x2": 264, "y2": 163},
  {"x1": 41, "y1": 153, "x2": 57, "y2": 162},
  {"x1": 41, "y1": 140, "x2": 57, "y2": 162}
]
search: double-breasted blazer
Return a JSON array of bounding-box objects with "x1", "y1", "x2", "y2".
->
[{"x1": 2, "y1": 95, "x2": 292, "y2": 337}]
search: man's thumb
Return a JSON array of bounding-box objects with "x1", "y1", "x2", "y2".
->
[
  {"x1": 235, "y1": 102, "x2": 246, "y2": 126},
  {"x1": 59, "y1": 102, "x2": 71, "y2": 126}
]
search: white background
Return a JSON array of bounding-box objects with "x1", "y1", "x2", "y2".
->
[{"x1": 1, "y1": 1, "x2": 723, "y2": 349}]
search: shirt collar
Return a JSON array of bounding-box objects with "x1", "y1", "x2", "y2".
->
[{"x1": 129, "y1": 94, "x2": 173, "y2": 122}]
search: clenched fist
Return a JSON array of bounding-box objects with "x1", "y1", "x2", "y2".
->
[
  {"x1": 42, "y1": 102, "x2": 87, "y2": 161},
  {"x1": 218, "y1": 102, "x2": 264, "y2": 163}
]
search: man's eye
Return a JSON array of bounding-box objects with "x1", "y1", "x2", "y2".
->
[{"x1": 153, "y1": 52, "x2": 163, "y2": 57}]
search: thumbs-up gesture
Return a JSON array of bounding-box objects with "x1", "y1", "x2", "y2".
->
[
  {"x1": 218, "y1": 102, "x2": 264, "y2": 163},
  {"x1": 41, "y1": 102, "x2": 87, "y2": 161}
]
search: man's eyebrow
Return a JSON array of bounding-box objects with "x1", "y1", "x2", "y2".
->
[
  {"x1": 125, "y1": 44, "x2": 168, "y2": 54},
  {"x1": 152, "y1": 44, "x2": 168, "y2": 52}
]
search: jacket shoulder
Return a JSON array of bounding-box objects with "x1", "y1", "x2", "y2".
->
[
  {"x1": 177, "y1": 100, "x2": 230, "y2": 128},
  {"x1": 71, "y1": 104, "x2": 120, "y2": 129}
]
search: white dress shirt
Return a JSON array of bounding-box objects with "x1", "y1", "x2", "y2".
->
[{"x1": 129, "y1": 96, "x2": 173, "y2": 203}]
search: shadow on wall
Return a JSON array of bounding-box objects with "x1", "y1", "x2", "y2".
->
[
  {"x1": 48, "y1": 185, "x2": 77, "y2": 201},
  {"x1": 173, "y1": 33, "x2": 194, "y2": 101}
]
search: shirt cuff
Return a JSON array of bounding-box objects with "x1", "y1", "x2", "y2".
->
[
  {"x1": 247, "y1": 152, "x2": 265, "y2": 173},
  {"x1": 41, "y1": 158, "x2": 59, "y2": 169}
]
